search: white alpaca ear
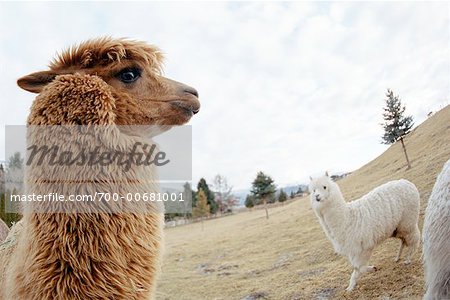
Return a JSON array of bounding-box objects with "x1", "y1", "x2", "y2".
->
[
  {"x1": 325, "y1": 171, "x2": 329, "y2": 177},
  {"x1": 309, "y1": 176, "x2": 313, "y2": 181},
  {"x1": 17, "y1": 70, "x2": 60, "y2": 93}
]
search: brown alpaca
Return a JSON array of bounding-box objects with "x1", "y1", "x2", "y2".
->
[{"x1": 0, "y1": 37, "x2": 199, "y2": 299}]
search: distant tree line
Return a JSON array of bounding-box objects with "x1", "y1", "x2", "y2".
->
[
  {"x1": 243, "y1": 171, "x2": 307, "y2": 219},
  {"x1": 165, "y1": 175, "x2": 238, "y2": 222}
]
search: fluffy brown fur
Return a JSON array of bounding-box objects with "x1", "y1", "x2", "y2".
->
[
  {"x1": 49, "y1": 37, "x2": 164, "y2": 72},
  {"x1": 0, "y1": 37, "x2": 199, "y2": 299}
]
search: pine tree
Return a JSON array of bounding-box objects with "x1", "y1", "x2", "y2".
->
[
  {"x1": 192, "y1": 189, "x2": 210, "y2": 230},
  {"x1": 251, "y1": 171, "x2": 276, "y2": 219},
  {"x1": 197, "y1": 178, "x2": 218, "y2": 214},
  {"x1": 245, "y1": 194, "x2": 255, "y2": 208},
  {"x1": 7, "y1": 152, "x2": 23, "y2": 170},
  {"x1": 381, "y1": 89, "x2": 414, "y2": 169},
  {"x1": 278, "y1": 189, "x2": 287, "y2": 203},
  {"x1": 290, "y1": 190, "x2": 295, "y2": 199},
  {"x1": 1, "y1": 157, "x2": 22, "y2": 226},
  {"x1": 182, "y1": 182, "x2": 193, "y2": 218}
]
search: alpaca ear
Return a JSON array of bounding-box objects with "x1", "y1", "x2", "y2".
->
[
  {"x1": 325, "y1": 171, "x2": 329, "y2": 177},
  {"x1": 309, "y1": 176, "x2": 313, "y2": 181},
  {"x1": 17, "y1": 70, "x2": 60, "y2": 93}
]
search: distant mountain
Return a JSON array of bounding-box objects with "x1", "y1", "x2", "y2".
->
[
  {"x1": 278, "y1": 184, "x2": 308, "y2": 196},
  {"x1": 232, "y1": 189, "x2": 251, "y2": 206}
]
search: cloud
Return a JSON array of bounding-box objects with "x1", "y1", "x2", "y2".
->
[{"x1": 0, "y1": 2, "x2": 448, "y2": 190}]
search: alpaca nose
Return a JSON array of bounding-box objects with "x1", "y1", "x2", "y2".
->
[
  {"x1": 182, "y1": 86, "x2": 199, "y2": 114},
  {"x1": 315, "y1": 195, "x2": 321, "y2": 202},
  {"x1": 162, "y1": 77, "x2": 200, "y2": 115},
  {"x1": 184, "y1": 86, "x2": 199, "y2": 98}
]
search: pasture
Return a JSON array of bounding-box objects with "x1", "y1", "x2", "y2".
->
[{"x1": 158, "y1": 105, "x2": 450, "y2": 299}]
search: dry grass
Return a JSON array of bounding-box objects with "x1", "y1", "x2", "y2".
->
[{"x1": 157, "y1": 105, "x2": 450, "y2": 300}]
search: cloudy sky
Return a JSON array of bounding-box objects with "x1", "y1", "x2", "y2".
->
[{"x1": 0, "y1": 2, "x2": 449, "y2": 190}]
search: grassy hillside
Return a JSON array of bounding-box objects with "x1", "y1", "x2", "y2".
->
[{"x1": 157, "y1": 105, "x2": 450, "y2": 300}]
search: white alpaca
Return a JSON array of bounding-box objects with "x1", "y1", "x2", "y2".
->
[
  {"x1": 423, "y1": 159, "x2": 450, "y2": 300},
  {"x1": 309, "y1": 173, "x2": 420, "y2": 291}
]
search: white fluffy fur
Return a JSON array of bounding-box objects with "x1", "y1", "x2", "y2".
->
[
  {"x1": 309, "y1": 174, "x2": 420, "y2": 291},
  {"x1": 423, "y1": 159, "x2": 450, "y2": 300}
]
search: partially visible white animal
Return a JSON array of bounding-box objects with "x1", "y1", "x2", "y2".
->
[
  {"x1": 309, "y1": 173, "x2": 420, "y2": 291},
  {"x1": 423, "y1": 159, "x2": 450, "y2": 300}
]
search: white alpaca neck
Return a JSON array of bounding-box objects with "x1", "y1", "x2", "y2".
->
[{"x1": 318, "y1": 186, "x2": 349, "y2": 252}]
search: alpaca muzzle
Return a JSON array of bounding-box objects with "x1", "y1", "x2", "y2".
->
[{"x1": 171, "y1": 99, "x2": 200, "y2": 116}]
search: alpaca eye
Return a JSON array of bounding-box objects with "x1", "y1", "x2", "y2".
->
[
  {"x1": 323, "y1": 186, "x2": 327, "y2": 190},
  {"x1": 117, "y1": 68, "x2": 141, "y2": 83}
]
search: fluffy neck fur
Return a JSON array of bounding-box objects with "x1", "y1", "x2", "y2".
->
[{"x1": 316, "y1": 183, "x2": 350, "y2": 253}]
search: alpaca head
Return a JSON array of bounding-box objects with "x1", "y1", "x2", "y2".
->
[
  {"x1": 309, "y1": 172, "x2": 341, "y2": 211},
  {"x1": 17, "y1": 37, "x2": 200, "y2": 126}
]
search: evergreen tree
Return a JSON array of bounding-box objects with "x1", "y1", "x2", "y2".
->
[
  {"x1": 290, "y1": 190, "x2": 295, "y2": 199},
  {"x1": 191, "y1": 189, "x2": 197, "y2": 208},
  {"x1": 381, "y1": 89, "x2": 414, "y2": 169},
  {"x1": 182, "y1": 182, "x2": 193, "y2": 218},
  {"x1": 267, "y1": 193, "x2": 277, "y2": 204},
  {"x1": 7, "y1": 152, "x2": 23, "y2": 170},
  {"x1": 164, "y1": 183, "x2": 194, "y2": 221},
  {"x1": 251, "y1": 171, "x2": 276, "y2": 219},
  {"x1": 0, "y1": 193, "x2": 21, "y2": 227},
  {"x1": 1, "y1": 155, "x2": 22, "y2": 226},
  {"x1": 278, "y1": 189, "x2": 287, "y2": 203},
  {"x1": 192, "y1": 189, "x2": 210, "y2": 230},
  {"x1": 245, "y1": 194, "x2": 255, "y2": 208},
  {"x1": 197, "y1": 178, "x2": 218, "y2": 214}
]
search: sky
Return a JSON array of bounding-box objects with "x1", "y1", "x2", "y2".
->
[{"x1": 0, "y1": 2, "x2": 449, "y2": 190}]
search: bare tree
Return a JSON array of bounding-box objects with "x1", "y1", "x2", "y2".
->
[{"x1": 212, "y1": 174, "x2": 236, "y2": 213}]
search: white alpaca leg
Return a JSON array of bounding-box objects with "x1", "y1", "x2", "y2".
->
[
  {"x1": 404, "y1": 228, "x2": 420, "y2": 264},
  {"x1": 404, "y1": 246, "x2": 415, "y2": 264},
  {"x1": 347, "y1": 265, "x2": 376, "y2": 291},
  {"x1": 395, "y1": 240, "x2": 404, "y2": 262},
  {"x1": 346, "y1": 250, "x2": 373, "y2": 291},
  {"x1": 347, "y1": 269, "x2": 360, "y2": 291}
]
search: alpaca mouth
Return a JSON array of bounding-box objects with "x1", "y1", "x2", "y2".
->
[{"x1": 170, "y1": 100, "x2": 200, "y2": 116}]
